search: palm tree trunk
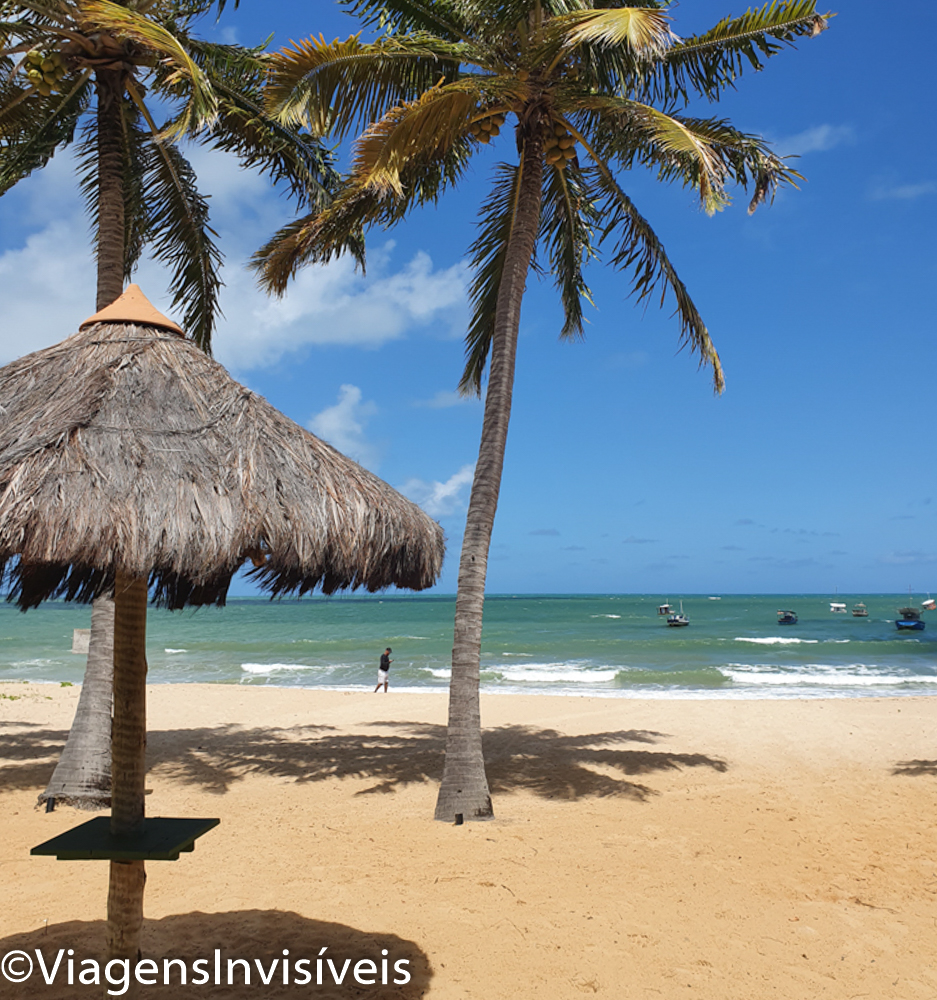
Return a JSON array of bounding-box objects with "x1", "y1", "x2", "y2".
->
[
  {"x1": 95, "y1": 68, "x2": 126, "y2": 311},
  {"x1": 38, "y1": 599, "x2": 114, "y2": 809},
  {"x1": 435, "y1": 125, "x2": 545, "y2": 822},
  {"x1": 41, "y1": 68, "x2": 125, "y2": 812},
  {"x1": 106, "y1": 570, "x2": 148, "y2": 964}
]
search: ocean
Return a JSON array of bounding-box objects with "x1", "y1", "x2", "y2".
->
[
  {"x1": 0, "y1": 594, "x2": 937, "y2": 698},
  {"x1": 1, "y1": 594, "x2": 934, "y2": 699}
]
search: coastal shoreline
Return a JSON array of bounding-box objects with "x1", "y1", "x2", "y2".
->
[{"x1": 1, "y1": 684, "x2": 936, "y2": 997}]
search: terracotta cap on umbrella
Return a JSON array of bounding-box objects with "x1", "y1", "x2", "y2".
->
[{"x1": 80, "y1": 284, "x2": 183, "y2": 335}]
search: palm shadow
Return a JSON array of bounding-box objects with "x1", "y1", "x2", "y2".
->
[
  {"x1": 892, "y1": 759, "x2": 937, "y2": 777},
  {"x1": 0, "y1": 910, "x2": 431, "y2": 999},
  {"x1": 0, "y1": 722, "x2": 70, "y2": 791},
  {"x1": 2, "y1": 721, "x2": 728, "y2": 804},
  {"x1": 144, "y1": 720, "x2": 726, "y2": 802}
]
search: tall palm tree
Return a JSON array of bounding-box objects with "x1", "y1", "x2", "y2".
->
[
  {"x1": 253, "y1": 0, "x2": 829, "y2": 821},
  {"x1": 1, "y1": 0, "x2": 339, "y2": 817}
]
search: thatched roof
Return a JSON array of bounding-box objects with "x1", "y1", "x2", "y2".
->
[{"x1": 0, "y1": 286, "x2": 444, "y2": 609}]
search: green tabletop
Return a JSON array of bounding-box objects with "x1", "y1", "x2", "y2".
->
[{"x1": 31, "y1": 817, "x2": 220, "y2": 861}]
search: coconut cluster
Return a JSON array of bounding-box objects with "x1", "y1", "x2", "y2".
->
[
  {"x1": 545, "y1": 124, "x2": 577, "y2": 170},
  {"x1": 469, "y1": 111, "x2": 506, "y2": 144},
  {"x1": 23, "y1": 49, "x2": 68, "y2": 96}
]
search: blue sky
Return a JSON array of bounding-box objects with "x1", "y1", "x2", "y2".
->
[{"x1": 1, "y1": 2, "x2": 934, "y2": 596}]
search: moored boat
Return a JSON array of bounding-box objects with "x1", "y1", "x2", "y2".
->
[
  {"x1": 657, "y1": 602, "x2": 673, "y2": 616},
  {"x1": 851, "y1": 603, "x2": 868, "y2": 617},
  {"x1": 777, "y1": 610, "x2": 798, "y2": 625},
  {"x1": 666, "y1": 601, "x2": 689, "y2": 627},
  {"x1": 896, "y1": 607, "x2": 925, "y2": 631}
]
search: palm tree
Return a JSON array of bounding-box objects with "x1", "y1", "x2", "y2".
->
[
  {"x1": 1, "y1": 0, "x2": 339, "y2": 819},
  {"x1": 253, "y1": 0, "x2": 829, "y2": 821}
]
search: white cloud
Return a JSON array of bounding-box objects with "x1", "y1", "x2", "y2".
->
[
  {"x1": 220, "y1": 249, "x2": 469, "y2": 371},
  {"x1": 0, "y1": 220, "x2": 96, "y2": 364},
  {"x1": 399, "y1": 463, "x2": 475, "y2": 518},
  {"x1": 878, "y1": 550, "x2": 937, "y2": 566},
  {"x1": 869, "y1": 181, "x2": 937, "y2": 201},
  {"x1": 414, "y1": 389, "x2": 479, "y2": 409},
  {"x1": 0, "y1": 145, "x2": 471, "y2": 371},
  {"x1": 773, "y1": 124, "x2": 854, "y2": 157},
  {"x1": 307, "y1": 384, "x2": 378, "y2": 468}
]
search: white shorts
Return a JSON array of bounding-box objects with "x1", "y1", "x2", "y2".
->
[{"x1": 377, "y1": 669, "x2": 389, "y2": 683}]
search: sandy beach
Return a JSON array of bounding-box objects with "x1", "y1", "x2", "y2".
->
[{"x1": 1, "y1": 683, "x2": 936, "y2": 998}]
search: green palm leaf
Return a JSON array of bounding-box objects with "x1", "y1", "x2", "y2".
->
[
  {"x1": 266, "y1": 33, "x2": 467, "y2": 138},
  {"x1": 79, "y1": 0, "x2": 219, "y2": 135},
  {"x1": 588, "y1": 164, "x2": 723, "y2": 392},
  {"x1": 539, "y1": 159, "x2": 597, "y2": 340},
  {"x1": 648, "y1": 0, "x2": 829, "y2": 102},
  {"x1": 460, "y1": 161, "x2": 522, "y2": 395},
  {"x1": 141, "y1": 140, "x2": 222, "y2": 351}
]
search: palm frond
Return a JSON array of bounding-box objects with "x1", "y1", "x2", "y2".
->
[
  {"x1": 140, "y1": 140, "x2": 223, "y2": 351},
  {"x1": 350, "y1": 81, "x2": 483, "y2": 196},
  {"x1": 184, "y1": 40, "x2": 341, "y2": 211},
  {"x1": 119, "y1": 103, "x2": 152, "y2": 278},
  {"x1": 253, "y1": 133, "x2": 477, "y2": 295},
  {"x1": 460, "y1": 160, "x2": 523, "y2": 395},
  {"x1": 537, "y1": 6, "x2": 675, "y2": 67},
  {"x1": 251, "y1": 187, "x2": 371, "y2": 295},
  {"x1": 587, "y1": 164, "x2": 724, "y2": 392},
  {"x1": 266, "y1": 33, "x2": 471, "y2": 139},
  {"x1": 79, "y1": 0, "x2": 219, "y2": 135},
  {"x1": 0, "y1": 72, "x2": 89, "y2": 194},
  {"x1": 646, "y1": 0, "x2": 829, "y2": 103},
  {"x1": 337, "y1": 0, "x2": 473, "y2": 41},
  {"x1": 576, "y1": 96, "x2": 801, "y2": 213},
  {"x1": 539, "y1": 159, "x2": 598, "y2": 339}
]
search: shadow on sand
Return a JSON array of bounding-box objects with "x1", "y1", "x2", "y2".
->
[
  {"x1": 0, "y1": 910, "x2": 431, "y2": 999},
  {"x1": 892, "y1": 759, "x2": 937, "y2": 777},
  {"x1": 2, "y1": 721, "x2": 727, "y2": 803}
]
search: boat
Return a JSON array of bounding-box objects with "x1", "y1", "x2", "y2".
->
[
  {"x1": 923, "y1": 597, "x2": 936, "y2": 611},
  {"x1": 666, "y1": 601, "x2": 689, "y2": 627},
  {"x1": 851, "y1": 603, "x2": 868, "y2": 617},
  {"x1": 777, "y1": 610, "x2": 798, "y2": 625},
  {"x1": 830, "y1": 602, "x2": 847, "y2": 613},
  {"x1": 896, "y1": 607, "x2": 925, "y2": 631},
  {"x1": 657, "y1": 602, "x2": 673, "y2": 616}
]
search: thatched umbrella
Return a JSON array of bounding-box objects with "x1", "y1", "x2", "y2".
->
[{"x1": 0, "y1": 285, "x2": 444, "y2": 962}]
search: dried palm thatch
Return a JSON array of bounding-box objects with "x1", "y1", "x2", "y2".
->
[{"x1": 0, "y1": 286, "x2": 444, "y2": 608}]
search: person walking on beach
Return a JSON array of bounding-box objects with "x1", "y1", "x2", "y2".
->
[{"x1": 374, "y1": 648, "x2": 392, "y2": 693}]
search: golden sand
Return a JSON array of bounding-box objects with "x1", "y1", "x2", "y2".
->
[{"x1": 1, "y1": 683, "x2": 936, "y2": 998}]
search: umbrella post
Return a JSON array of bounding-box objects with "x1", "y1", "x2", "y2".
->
[{"x1": 107, "y1": 571, "x2": 148, "y2": 962}]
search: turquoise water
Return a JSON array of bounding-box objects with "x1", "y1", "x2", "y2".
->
[{"x1": 0, "y1": 594, "x2": 934, "y2": 699}]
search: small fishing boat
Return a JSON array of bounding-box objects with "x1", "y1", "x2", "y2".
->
[
  {"x1": 666, "y1": 601, "x2": 689, "y2": 627},
  {"x1": 851, "y1": 603, "x2": 868, "y2": 618},
  {"x1": 777, "y1": 610, "x2": 798, "y2": 625},
  {"x1": 657, "y1": 602, "x2": 673, "y2": 616},
  {"x1": 896, "y1": 607, "x2": 925, "y2": 631},
  {"x1": 830, "y1": 602, "x2": 847, "y2": 613},
  {"x1": 923, "y1": 597, "x2": 936, "y2": 611}
]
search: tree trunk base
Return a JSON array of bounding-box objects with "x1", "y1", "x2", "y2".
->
[
  {"x1": 106, "y1": 859, "x2": 146, "y2": 961},
  {"x1": 434, "y1": 754, "x2": 494, "y2": 822}
]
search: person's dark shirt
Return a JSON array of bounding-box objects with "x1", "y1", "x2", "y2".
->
[{"x1": 380, "y1": 652, "x2": 391, "y2": 672}]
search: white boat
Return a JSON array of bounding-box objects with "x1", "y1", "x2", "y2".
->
[
  {"x1": 851, "y1": 603, "x2": 868, "y2": 617},
  {"x1": 666, "y1": 601, "x2": 689, "y2": 627},
  {"x1": 923, "y1": 597, "x2": 936, "y2": 611},
  {"x1": 657, "y1": 602, "x2": 673, "y2": 616},
  {"x1": 830, "y1": 602, "x2": 847, "y2": 613}
]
